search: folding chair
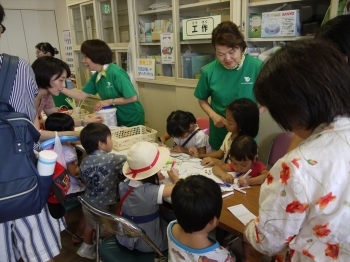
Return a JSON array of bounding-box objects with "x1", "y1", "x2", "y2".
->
[
  {"x1": 196, "y1": 117, "x2": 209, "y2": 135},
  {"x1": 78, "y1": 195, "x2": 167, "y2": 262},
  {"x1": 266, "y1": 133, "x2": 294, "y2": 168}
]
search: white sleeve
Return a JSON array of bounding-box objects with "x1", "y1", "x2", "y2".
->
[
  {"x1": 220, "y1": 132, "x2": 231, "y2": 151},
  {"x1": 194, "y1": 130, "x2": 209, "y2": 148},
  {"x1": 157, "y1": 184, "x2": 165, "y2": 204},
  {"x1": 63, "y1": 146, "x2": 78, "y2": 164}
]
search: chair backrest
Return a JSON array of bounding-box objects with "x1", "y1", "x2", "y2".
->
[
  {"x1": 78, "y1": 196, "x2": 166, "y2": 260},
  {"x1": 196, "y1": 117, "x2": 209, "y2": 135},
  {"x1": 266, "y1": 133, "x2": 294, "y2": 168}
]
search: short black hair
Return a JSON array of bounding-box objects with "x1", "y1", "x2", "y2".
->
[
  {"x1": 45, "y1": 113, "x2": 74, "y2": 132},
  {"x1": 316, "y1": 15, "x2": 350, "y2": 64},
  {"x1": 35, "y1": 42, "x2": 59, "y2": 57},
  {"x1": 226, "y1": 98, "x2": 259, "y2": 138},
  {"x1": 171, "y1": 175, "x2": 222, "y2": 233},
  {"x1": 254, "y1": 39, "x2": 350, "y2": 131},
  {"x1": 32, "y1": 56, "x2": 71, "y2": 89},
  {"x1": 80, "y1": 123, "x2": 111, "y2": 154},
  {"x1": 81, "y1": 39, "x2": 112, "y2": 65},
  {"x1": 0, "y1": 5, "x2": 5, "y2": 23},
  {"x1": 140, "y1": 173, "x2": 159, "y2": 185},
  {"x1": 166, "y1": 110, "x2": 196, "y2": 138},
  {"x1": 229, "y1": 135, "x2": 257, "y2": 162}
]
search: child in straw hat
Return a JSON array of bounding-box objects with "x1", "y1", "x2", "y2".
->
[{"x1": 117, "y1": 141, "x2": 179, "y2": 252}]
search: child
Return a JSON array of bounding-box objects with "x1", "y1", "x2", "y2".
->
[
  {"x1": 117, "y1": 141, "x2": 179, "y2": 252},
  {"x1": 159, "y1": 110, "x2": 208, "y2": 155},
  {"x1": 45, "y1": 113, "x2": 80, "y2": 177},
  {"x1": 77, "y1": 123, "x2": 126, "y2": 259},
  {"x1": 168, "y1": 175, "x2": 236, "y2": 261},
  {"x1": 212, "y1": 135, "x2": 268, "y2": 186},
  {"x1": 189, "y1": 98, "x2": 259, "y2": 166}
]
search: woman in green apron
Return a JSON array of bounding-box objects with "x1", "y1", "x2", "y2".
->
[{"x1": 61, "y1": 39, "x2": 145, "y2": 127}]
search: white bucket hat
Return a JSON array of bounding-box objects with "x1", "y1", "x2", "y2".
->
[{"x1": 123, "y1": 141, "x2": 170, "y2": 180}]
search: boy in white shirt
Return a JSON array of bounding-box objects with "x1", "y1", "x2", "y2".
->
[{"x1": 167, "y1": 175, "x2": 236, "y2": 261}]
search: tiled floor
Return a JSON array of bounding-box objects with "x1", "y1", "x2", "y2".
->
[{"x1": 55, "y1": 207, "x2": 271, "y2": 262}]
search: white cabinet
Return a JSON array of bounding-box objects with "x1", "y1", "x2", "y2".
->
[
  {"x1": 242, "y1": 0, "x2": 336, "y2": 48},
  {"x1": 130, "y1": 0, "x2": 241, "y2": 87},
  {"x1": 66, "y1": 0, "x2": 130, "y2": 89}
]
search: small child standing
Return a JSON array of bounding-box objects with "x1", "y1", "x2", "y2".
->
[
  {"x1": 117, "y1": 141, "x2": 179, "y2": 252},
  {"x1": 189, "y1": 98, "x2": 259, "y2": 166},
  {"x1": 212, "y1": 135, "x2": 268, "y2": 185},
  {"x1": 77, "y1": 123, "x2": 126, "y2": 259},
  {"x1": 159, "y1": 110, "x2": 208, "y2": 155},
  {"x1": 168, "y1": 175, "x2": 236, "y2": 261}
]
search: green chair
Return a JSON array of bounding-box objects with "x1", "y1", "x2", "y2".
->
[{"x1": 78, "y1": 196, "x2": 167, "y2": 262}]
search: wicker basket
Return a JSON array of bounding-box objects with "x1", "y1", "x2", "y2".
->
[{"x1": 111, "y1": 125, "x2": 157, "y2": 151}]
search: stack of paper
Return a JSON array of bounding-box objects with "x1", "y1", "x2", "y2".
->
[{"x1": 227, "y1": 204, "x2": 256, "y2": 225}]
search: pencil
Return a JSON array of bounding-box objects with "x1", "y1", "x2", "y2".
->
[
  {"x1": 222, "y1": 192, "x2": 234, "y2": 198},
  {"x1": 234, "y1": 187, "x2": 246, "y2": 194},
  {"x1": 171, "y1": 161, "x2": 176, "y2": 170},
  {"x1": 241, "y1": 169, "x2": 252, "y2": 179}
]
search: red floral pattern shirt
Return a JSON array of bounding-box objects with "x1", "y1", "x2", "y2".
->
[{"x1": 245, "y1": 117, "x2": 350, "y2": 261}]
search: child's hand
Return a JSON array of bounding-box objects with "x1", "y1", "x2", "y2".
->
[
  {"x1": 222, "y1": 173, "x2": 234, "y2": 184},
  {"x1": 238, "y1": 177, "x2": 249, "y2": 187},
  {"x1": 171, "y1": 145, "x2": 188, "y2": 154},
  {"x1": 168, "y1": 169, "x2": 180, "y2": 183},
  {"x1": 201, "y1": 157, "x2": 215, "y2": 167},
  {"x1": 188, "y1": 147, "x2": 199, "y2": 157},
  {"x1": 157, "y1": 171, "x2": 165, "y2": 180}
]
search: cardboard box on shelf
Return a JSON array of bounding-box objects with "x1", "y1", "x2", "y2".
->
[
  {"x1": 139, "y1": 19, "x2": 152, "y2": 42},
  {"x1": 147, "y1": 55, "x2": 163, "y2": 76},
  {"x1": 261, "y1": 10, "x2": 300, "y2": 37},
  {"x1": 249, "y1": 13, "x2": 262, "y2": 38}
]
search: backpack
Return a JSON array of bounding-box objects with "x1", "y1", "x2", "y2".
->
[{"x1": 0, "y1": 54, "x2": 52, "y2": 223}]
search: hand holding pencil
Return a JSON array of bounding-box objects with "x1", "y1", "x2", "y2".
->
[{"x1": 237, "y1": 169, "x2": 252, "y2": 187}]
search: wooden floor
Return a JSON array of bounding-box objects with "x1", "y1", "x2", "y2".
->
[{"x1": 55, "y1": 207, "x2": 92, "y2": 262}]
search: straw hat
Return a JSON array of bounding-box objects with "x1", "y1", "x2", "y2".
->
[{"x1": 123, "y1": 141, "x2": 169, "y2": 180}]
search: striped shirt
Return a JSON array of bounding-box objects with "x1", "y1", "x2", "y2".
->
[
  {"x1": 0, "y1": 54, "x2": 39, "y2": 149},
  {"x1": 0, "y1": 54, "x2": 38, "y2": 122}
]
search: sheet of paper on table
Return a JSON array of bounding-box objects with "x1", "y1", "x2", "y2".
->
[
  {"x1": 227, "y1": 204, "x2": 256, "y2": 225},
  {"x1": 192, "y1": 162, "x2": 205, "y2": 169}
]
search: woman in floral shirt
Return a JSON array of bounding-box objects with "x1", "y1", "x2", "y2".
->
[{"x1": 244, "y1": 39, "x2": 350, "y2": 261}]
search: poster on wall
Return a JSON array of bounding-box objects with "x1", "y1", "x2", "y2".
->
[
  {"x1": 137, "y1": 58, "x2": 155, "y2": 79},
  {"x1": 63, "y1": 30, "x2": 74, "y2": 73},
  {"x1": 160, "y1": 33, "x2": 174, "y2": 64}
]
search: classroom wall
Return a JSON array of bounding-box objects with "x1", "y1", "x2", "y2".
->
[
  {"x1": 1, "y1": 0, "x2": 69, "y2": 67},
  {"x1": 0, "y1": 0, "x2": 55, "y2": 9},
  {"x1": 54, "y1": 0, "x2": 70, "y2": 69}
]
